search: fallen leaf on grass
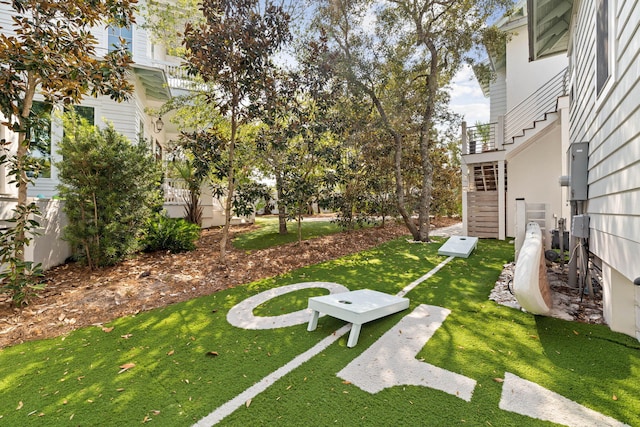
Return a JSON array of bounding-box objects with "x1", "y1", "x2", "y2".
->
[
  {"x1": 573, "y1": 330, "x2": 580, "y2": 335},
  {"x1": 118, "y1": 363, "x2": 135, "y2": 374},
  {"x1": 493, "y1": 378, "x2": 504, "y2": 383},
  {"x1": 206, "y1": 351, "x2": 219, "y2": 357},
  {"x1": 101, "y1": 327, "x2": 114, "y2": 333},
  {"x1": 613, "y1": 395, "x2": 618, "y2": 401},
  {"x1": 245, "y1": 399, "x2": 252, "y2": 408},
  {"x1": 16, "y1": 401, "x2": 23, "y2": 410},
  {"x1": 120, "y1": 334, "x2": 133, "y2": 339},
  {"x1": 342, "y1": 380, "x2": 351, "y2": 385},
  {"x1": 167, "y1": 350, "x2": 174, "y2": 356}
]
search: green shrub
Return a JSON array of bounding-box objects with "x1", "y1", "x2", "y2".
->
[
  {"x1": 143, "y1": 214, "x2": 201, "y2": 253},
  {"x1": 56, "y1": 113, "x2": 163, "y2": 268}
]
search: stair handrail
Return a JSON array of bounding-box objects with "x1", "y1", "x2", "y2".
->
[{"x1": 503, "y1": 67, "x2": 569, "y2": 145}]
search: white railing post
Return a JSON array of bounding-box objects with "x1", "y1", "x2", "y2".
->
[
  {"x1": 461, "y1": 163, "x2": 469, "y2": 236},
  {"x1": 496, "y1": 115, "x2": 505, "y2": 149},
  {"x1": 461, "y1": 121, "x2": 468, "y2": 155}
]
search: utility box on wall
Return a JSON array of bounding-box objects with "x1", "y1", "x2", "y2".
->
[
  {"x1": 571, "y1": 214, "x2": 590, "y2": 239},
  {"x1": 568, "y1": 142, "x2": 589, "y2": 201}
]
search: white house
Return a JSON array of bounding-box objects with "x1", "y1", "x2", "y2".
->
[
  {"x1": 0, "y1": 2, "x2": 175, "y2": 269},
  {"x1": 469, "y1": 0, "x2": 640, "y2": 342},
  {"x1": 0, "y1": 1, "x2": 250, "y2": 271},
  {"x1": 528, "y1": 0, "x2": 640, "y2": 341},
  {"x1": 462, "y1": 0, "x2": 570, "y2": 249}
]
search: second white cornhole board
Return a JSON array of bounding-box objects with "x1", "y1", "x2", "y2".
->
[{"x1": 437, "y1": 236, "x2": 479, "y2": 258}]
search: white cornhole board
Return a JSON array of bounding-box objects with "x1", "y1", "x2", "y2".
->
[
  {"x1": 437, "y1": 236, "x2": 479, "y2": 258},
  {"x1": 307, "y1": 289, "x2": 410, "y2": 347}
]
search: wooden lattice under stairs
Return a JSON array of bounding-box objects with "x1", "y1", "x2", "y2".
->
[{"x1": 467, "y1": 162, "x2": 505, "y2": 238}]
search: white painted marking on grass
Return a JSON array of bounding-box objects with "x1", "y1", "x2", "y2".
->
[
  {"x1": 196, "y1": 259, "x2": 453, "y2": 426},
  {"x1": 499, "y1": 372, "x2": 629, "y2": 427},
  {"x1": 227, "y1": 282, "x2": 349, "y2": 329},
  {"x1": 337, "y1": 304, "x2": 476, "y2": 401},
  {"x1": 397, "y1": 256, "x2": 454, "y2": 298},
  {"x1": 193, "y1": 324, "x2": 352, "y2": 426}
]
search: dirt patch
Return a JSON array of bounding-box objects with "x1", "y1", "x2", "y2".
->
[{"x1": 0, "y1": 217, "x2": 460, "y2": 349}]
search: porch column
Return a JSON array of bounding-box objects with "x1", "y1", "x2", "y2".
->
[
  {"x1": 461, "y1": 121, "x2": 469, "y2": 236},
  {"x1": 498, "y1": 160, "x2": 506, "y2": 241},
  {"x1": 461, "y1": 163, "x2": 469, "y2": 236}
]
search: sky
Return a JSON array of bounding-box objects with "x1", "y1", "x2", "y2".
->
[{"x1": 448, "y1": 63, "x2": 490, "y2": 127}]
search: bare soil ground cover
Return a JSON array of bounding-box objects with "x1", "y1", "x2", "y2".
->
[{"x1": 0, "y1": 217, "x2": 459, "y2": 348}]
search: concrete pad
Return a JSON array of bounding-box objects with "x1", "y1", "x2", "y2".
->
[{"x1": 437, "y1": 235, "x2": 479, "y2": 258}]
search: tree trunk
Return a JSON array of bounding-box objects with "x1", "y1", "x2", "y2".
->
[
  {"x1": 417, "y1": 129, "x2": 433, "y2": 242},
  {"x1": 219, "y1": 110, "x2": 237, "y2": 263},
  {"x1": 15, "y1": 77, "x2": 38, "y2": 262},
  {"x1": 275, "y1": 171, "x2": 287, "y2": 234},
  {"x1": 393, "y1": 130, "x2": 420, "y2": 240},
  {"x1": 414, "y1": 40, "x2": 440, "y2": 243},
  {"x1": 364, "y1": 86, "x2": 420, "y2": 240}
]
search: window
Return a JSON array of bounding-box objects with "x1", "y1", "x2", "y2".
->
[
  {"x1": 71, "y1": 105, "x2": 95, "y2": 126},
  {"x1": 27, "y1": 101, "x2": 53, "y2": 178},
  {"x1": 108, "y1": 25, "x2": 133, "y2": 53},
  {"x1": 596, "y1": 0, "x2": 609, "y2": 96}
]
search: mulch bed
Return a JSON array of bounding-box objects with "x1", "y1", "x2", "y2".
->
[{"x1": 0, "y1": 217, "x2": 459, "y2": 348}]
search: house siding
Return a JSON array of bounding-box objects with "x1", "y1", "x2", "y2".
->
[
  {"x1": 489, "y1": 69, "x2": 507, "y2": 123},
  {"x1": 505, "y1": 27, "x2": 568, "y2": 111},
  {"x1": 570, "y1": 0, "x2": 640, "y2": 337},
  {"x1": 0, "y1": 10, "x2": 15, "y2": 37}
]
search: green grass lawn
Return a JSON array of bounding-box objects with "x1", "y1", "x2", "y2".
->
[
  {"x1": 233, "y1": 216, "x2": 345, "y2": 250},
  {"x1": 0, "y1": 236, "x2": 638, "y2": 426}
]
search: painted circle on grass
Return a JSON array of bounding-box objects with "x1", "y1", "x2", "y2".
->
[{"x1": 227, "y1": 282, "x2": 349, "y2": 330}]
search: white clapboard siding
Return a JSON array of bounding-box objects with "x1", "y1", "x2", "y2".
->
[
  {"x1": 100, "y1": 97, "x2": 139, "y2": 143},
  {"x1": 0, "y1": 6, "x2": 17, "y2": 37},
  {"x1": 489, "y1": 70, "x2": 507, "y2": 123},
  {"x1": 570, "y1": 0, "x2": 640, "y2": 280}
]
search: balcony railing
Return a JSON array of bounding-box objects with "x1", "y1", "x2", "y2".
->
[
  {"x1": 503, "y1": 67, "x2": 569, "y2": 144},
  {"x1": 153, "y1": 60, "x2": 205, "y2": 92},
  {"x1": 462, "y1": 66, "x2": 569, "y2": 156},
  {"x1": 162, "y1": 179, "x2": 191, "y2": 205},
  {"x1": 465, "y1": 122, "x2": 499, "y2": 155}
]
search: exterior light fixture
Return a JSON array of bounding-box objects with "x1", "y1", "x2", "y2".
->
[{"x1": 154, "y1": 116, "x2": 164, "y2": 133}]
